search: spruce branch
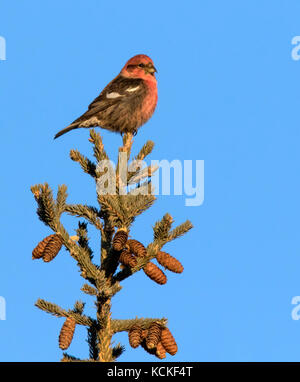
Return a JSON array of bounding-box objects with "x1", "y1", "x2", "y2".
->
[
  {"x1": 56, "y1": 184, "x2": 68, "y2": 216},
  {"x1": 112, "y1": 343, "x2": 125, "y2": 360},
  {"x1": 61, "y1": 353, "x2": 82, "y2": 362},
  {"x1": 76, "y1": 221, "x2": 93, "y2": 261},
  {"x1": 70, "y1": 149, "x2": 97, "y2": 178},
  {"x1": 111, "y1": 318, "x2": 168, "y2": 334},
  {"x1": 55, "y1": 220, "x2": 100, "y2": 284},
  {"x1": 112, "y1": 240, "x2": 161, "y2": 282},
  {"x1": 127, "y1": 164, "x2": 158, "y2": 186},
  {"x1": 65, "y1": 204, "x2": 104, "y2": 232},
  {"x1": 35, "y1": 299, "x2": 94, "y2": 326},
  {"x1": 122, "y1": 193, "x2": 156, "y2": 220},
  {"x1": 153, "y1": 213, "x2": 174, "y2": 241},
  {"x1": 61, "y1": 353, "x2": 96, "y2": 362},
  {"x1": 134, "y1": 140, "x2": 155, "y2": 161},
  {"x1": 89, "y1": 129, "x2": 109, "y2": 162},
  {"x1": 127, "y1": 140, "x2": 155, "y2": 185},
  {"x1": 35, "y1": 299, "x2": 66, "y2": 318},
  {"x1": 167, "y1": 219, "x2": 194, "y2": 242},
  {"x1": 97, "y1": 194, "x2": 125, "y2": 226},
  {"x1": 73, "y1": 300, "x2": 85, "y2": 315},
  {"x1": 81, "y1": 283, "x2": 98, "y2": 296},
  {"x1": 87, "y1": 325, "x2": 99, "y2": 360},
  {"x1": 112, "y1": 219, "x2": 192, "y2": 283},
  {"x1": 31, "y1": 183, "x2": 57, "y2": 229}
]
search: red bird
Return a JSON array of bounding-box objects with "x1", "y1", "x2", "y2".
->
[{"x1": 54, "y1": 54, "x2": 158, "y2": 139}]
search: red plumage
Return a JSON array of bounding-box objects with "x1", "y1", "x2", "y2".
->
[{"x1": 54, "y1": 54, "x2": 158, "y2": 139}]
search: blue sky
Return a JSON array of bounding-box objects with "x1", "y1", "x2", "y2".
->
[{"x1": 1, "y1": 0, "x2": 300, "y2": 362}]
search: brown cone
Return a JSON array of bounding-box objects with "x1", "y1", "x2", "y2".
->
[
  {"x1": 32, "y1": 235, "x2": 54, "y2": 259},
  {"x1": 128, "y1": 325, "x2": 143, "y2": 348},
  {"x1": 119, "y1": 248, "x2": 137, "y2": 268},
  {"x1": 143, "y1": 262, "x2": 167, "y2": 285},
  {"x1": 140, "y1": 339, "x2": 157, "y2": 356},
  {"x1": 127, "y1": 239, "x2": 147, "y2": 257},
  {"x1": 112, "y1": 229, "x2": 128, "y2": 251},
  {"x1": 59, "y1": 317, "x2": 76, "y2": 350},
  {"x1": 146, "y1": 322, "x2": 162, "y2": 349},
  {"x1": 43, "y1": 235, "x2": 63, "y2": 262},
  {"x1": 156, "y1": 251, "x2": 184, "y2": 273},
  {"x1": 160, "y1": 327, "x2": 177, "y2": 355},
  {"x1": 138, "y1": 330, "x2": 150, "y2": 353},
  {"x1": 156, "y1": 342, "x2": 167, "y2": 359}
]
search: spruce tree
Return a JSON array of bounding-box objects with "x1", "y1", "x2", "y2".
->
[{"x1": 31, "y1": 130, "x2": 193, "y2": 361}]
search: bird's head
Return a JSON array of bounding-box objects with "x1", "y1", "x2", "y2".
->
[{"x1": 121, "y1": 54, "x2": 157, "y2": 82}]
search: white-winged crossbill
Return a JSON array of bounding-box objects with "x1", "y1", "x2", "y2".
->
[{"x1": 54, "y1": 54, "x2": 158, "y2": 139}]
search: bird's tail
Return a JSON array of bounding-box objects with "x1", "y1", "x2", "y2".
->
[{"x1": 54, "y1": 123, "x2": 80, "y2": 139}]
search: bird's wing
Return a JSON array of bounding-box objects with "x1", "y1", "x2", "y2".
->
[
  {"x1": 70, "y1": 76, "x2": 146, "y2": 125},
  {"x1": 87, "y1": 76, "x2": 145, "y2": 111}
]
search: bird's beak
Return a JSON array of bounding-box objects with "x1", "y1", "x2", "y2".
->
[{"x1": 146, "y1": 65, "x2": 157, "y2": 74}]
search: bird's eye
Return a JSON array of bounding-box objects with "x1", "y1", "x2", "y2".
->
[{"x1": 138, "y1": 63, "x2": 145, "y2": 68}]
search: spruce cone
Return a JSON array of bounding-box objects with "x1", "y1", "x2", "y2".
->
[
  {"x1": 128, "y1": 325, "x2": 143, "y2": 348},
  {"x1": 160, "y1": 327, "x2": 177, "y2": 355},
  {"x1": 146, "y1": 322, "x2": 162, "y2": 349},
  {"x1": 127, "y1": 239, "x2": 147, "y2": 257},
  {"x1": 140, "y1": 339, "x2": 157, "y2": 356},
  {"x1": 156, "y1": 251, "x2": 184, "y2": 273},
  {"x1": 43, "y1": 235, "x2": 63, "y2": 262},
  {"x1": 59, "y1": 317, "x2": 76, "y2": 350},
  {"x1": 32, "y1": 235, "x2": 53, "y2": 259},
  {"x1": 156, "y1": 342, "x2": 167, "y2": 359},
  {"x1": 143, "y1": 262, "x2": 167, "y2": 285},
  {"x1": 112, "y1": 229, "x2": 128, "y2": 251},
  {"x1": 119, "y1": 248, "x2": 137, "y2": 268}
]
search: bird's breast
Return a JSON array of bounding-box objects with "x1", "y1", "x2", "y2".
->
[{"x1": 141, "y1": 82, "x2": 158, "y2": 121}]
